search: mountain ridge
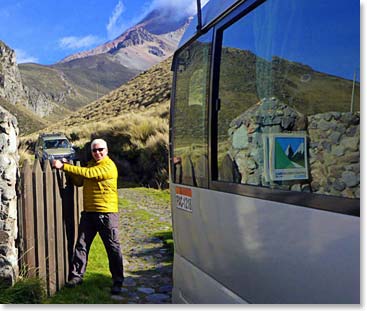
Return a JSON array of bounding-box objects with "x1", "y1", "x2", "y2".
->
[
  {"x1": 37, "y1": 47, "x2": 359, "y2": 136},
  {"x1": 58, "y1": 8, "x2": 190, "y2": 70},
  {"x1": 17, "y1": 7, "x2": 190, "y2": 123}
]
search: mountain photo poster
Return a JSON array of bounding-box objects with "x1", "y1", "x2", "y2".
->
[{"x1": 264, "y1": 133, "x2": 309, "y2": 181}]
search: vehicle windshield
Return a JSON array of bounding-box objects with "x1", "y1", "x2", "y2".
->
[{"x1": 44, "y1": 139, "x2": 70, "y2": 149}]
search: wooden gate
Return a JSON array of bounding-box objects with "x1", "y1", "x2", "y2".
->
[{"x1": 17, "y1": 159, "x2": 83, "y2": 296}]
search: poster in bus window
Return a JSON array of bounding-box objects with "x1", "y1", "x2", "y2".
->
[{"x1": 263, "y1": 133, "x2": 308, "y2": 181}]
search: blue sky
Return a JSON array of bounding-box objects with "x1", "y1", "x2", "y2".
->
[
  {"x1": 0, "y1": 0, "x2": 203, "y2": 65},
  {"x1": 0, "y1": 0, "x2": 362, "y2": 68},
  {"x1": 222, "y1": 0, "x2": 360, "y2": 81}
]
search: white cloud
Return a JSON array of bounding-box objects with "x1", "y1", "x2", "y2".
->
[
  {"x1": 104, "y1": 0, "x2": 211, "y2": 40},
  {"x1": 58, "y1": 35, "x2": 103, "y2": 50},
  {"x1": 106, "y1": 0, "x2": 127, "y2": 40},
  {"x1": 149, "y1": 0, "x2": 210, "y2": 18},
  {"x1": 14, "y1": 49, "x2": 38, "y2": 64}
]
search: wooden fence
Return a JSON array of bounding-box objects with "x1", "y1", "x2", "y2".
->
[{"x1": 17, "y1": 159, "x2": 83, "y2": 296}]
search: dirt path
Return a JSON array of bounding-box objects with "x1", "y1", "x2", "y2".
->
[{"x1": 113, "y1": 188, "x2": 173, "y2": 303}]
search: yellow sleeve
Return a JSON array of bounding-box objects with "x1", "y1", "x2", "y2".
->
[{"x1": 63, "y1": 159, "x2": 117, "y2": 180}]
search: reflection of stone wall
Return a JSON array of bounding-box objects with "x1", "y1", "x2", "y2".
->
[
  {"x1": 308, "y1": 112, "x2": 360, "y2": 198},
  {"x1": 0, "y1": 106, "x2": 19, "y2": 286},
  {"x1": 223, "y1": 97, "x2": 308, "y2": 190},
  {"x1": 223, "y1": 97, "x2": 360, "y2": 198}
]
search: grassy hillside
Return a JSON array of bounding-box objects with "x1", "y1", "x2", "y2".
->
[
  {"x1": 20, "y1": 58, "x2": 173, "y2": 188},
  {"x1": 19, "y1": 48, "x2": 359, "y2": 187},
  {"x1": 19, "y1": 54, "x2": 139, "y2": 117},
  {"x1": 43, "y1": 57, "x2": 172, "y2": 129},
  {"x1": 216, "y1": 48, "x2": 360, "y2": 139},
  {"x1": 52, "y1": 54, "x2": 140, "y2": 104}
]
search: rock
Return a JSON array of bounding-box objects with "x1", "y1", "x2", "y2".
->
[
  {"x1": 146, "y1": 293, "x2": 170, "y2": 303},
  {"x1": 113, "y1": 287, "x2": 129, "y2": 295},
  {"x1": 341, "y1": 137, "x2": 359, "y2": 152},
  {"x1": 123, "y1": 277, "x2": 137, "y2": 287},
  {"x1": 331, "y1": 145, "x2": 345, "y2": 157},
  {"x1": 329, "y1": 132, "x2": 342, "y2": 144},
  {"x1": 138, "y1": 287, "x2": 155, "y2": 295},
  {"x1": 0, "y1": 42, "x2": 28, "y2": 107},
  {"x1": 291, "y1": 184, "x2": 302, "y2": 192},
  {"x1": 332, "y1": 180, "x2": 346, "y2": 192},
  {"x1": 341, "y1": 171, "x2": 359, "y2": 187},
  {"x1": 111, "y1": 295, "x2": 126, "y2": 302},
  {"x1": 158, "y1": 285, "x2": 173, "y2": 293},
  {"x1": 318, "y1": 119, "x2": 331, "y2": 131},
  {"x1": 0, "y1": 106, "x2": 18, "y2": 288}
]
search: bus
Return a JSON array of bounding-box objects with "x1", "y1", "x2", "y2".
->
[{"x1": 169, "y1": 0, "x2": 360, "y2": 304}]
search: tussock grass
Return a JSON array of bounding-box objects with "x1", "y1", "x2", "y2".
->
[
  {"x1": 19, "y1": 58, "x2": 173, "y2": 187},
  {"x1": 0, "y1": 277, "x2": 46, "y2": 304},
  {"x1": 18, "y1": 147, "x2": 35, "y2": 167},
  {"x1": 20, "y1": 102, "x2": 170, "y2": 187}
]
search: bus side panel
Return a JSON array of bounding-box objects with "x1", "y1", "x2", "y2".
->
[
  {"x1": 171, "y1": 185, "x2": 359, "y2": 304},
  {"x1": 172, "y1": 253, "x2": 249, "y2": 303}
]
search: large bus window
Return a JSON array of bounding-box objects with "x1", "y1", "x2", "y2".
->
[
  {"x1": 172, "y1": 32, "x2": 212, "y2": 187},
  {"x1": 216, "y1": 0, "x2": 360, "y2": 199}
]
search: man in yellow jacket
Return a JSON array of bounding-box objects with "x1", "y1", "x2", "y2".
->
[{"x1": 53, "y1": 138, "x2": 124, "y2": 294}]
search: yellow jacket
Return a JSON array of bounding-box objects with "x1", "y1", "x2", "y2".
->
[{"x1": 63, "y1": 156, "x2": 118, "y2": 212}]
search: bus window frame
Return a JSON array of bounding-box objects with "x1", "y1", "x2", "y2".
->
[
  {"x1": 170, "y1": 0, "x2": 359, "y2": 217},
  {"x1": 169, "y1": 29, "x2": 214, "y2": 189},
  {"x1": 206, "y1": 0, "x2": 360, "y2": 217}
]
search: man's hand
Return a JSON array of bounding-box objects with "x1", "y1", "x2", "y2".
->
[{"x1": 52, "y1": 159, "x2": 64, "y2": 169}]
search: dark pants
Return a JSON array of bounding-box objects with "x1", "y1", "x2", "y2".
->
[{"x1": 70, "y1": 212, "x2": 124, "y2": 284}]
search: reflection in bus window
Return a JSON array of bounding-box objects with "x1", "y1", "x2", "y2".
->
[
  {"x1": 216, "y1": 0, "x2": 360, "y2": 199},
  {"x1": 172, "y1": 32, "x2": 212, "y2": 187}
]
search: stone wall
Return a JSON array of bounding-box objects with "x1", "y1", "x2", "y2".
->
[
  {"x1": 308, "y1": 112, "x2": 360, "y2": 198},
  {"x1": 0, "y1": 106, "x2": 19, "y2": 286},
  {"x1": 223, "y1": 97, "x2": 360, "y2": 199}
]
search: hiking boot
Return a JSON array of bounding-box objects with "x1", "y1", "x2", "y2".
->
[
  {"x1": 111, "y1": 281, "x2": 123, "y2": 295},
  {"x1": 65, "y1": 277, "x2": 83, "y2": 288}
]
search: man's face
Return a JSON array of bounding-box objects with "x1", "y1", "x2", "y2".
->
[{"x1": 91, "y1": 143, "x2": 108, "y2": 162}]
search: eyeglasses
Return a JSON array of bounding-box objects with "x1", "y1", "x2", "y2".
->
[{"x1": 92, "y1": 148, "x2": 105, "y2": 153}]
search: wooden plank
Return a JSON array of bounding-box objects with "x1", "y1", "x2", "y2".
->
[
  {"x1": 53, "y1": 169, "x2": 65, "y2": 289},
  {"x1": 60, "y1": 172, "x2": 71, "y2": 282},
  {"x1": 20, "y1": 160, "x2": 36, "y2": 276},
  {"x1": 33, "y1": 159, "x2": 46, "y2": 283},
  {"x1": 44, "y1": 160, "x2": 56, "y2": 295},
  {"x1": 63, "y1": 171, "x2": 75, "y2": 282}
]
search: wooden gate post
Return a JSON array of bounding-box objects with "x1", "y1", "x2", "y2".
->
[
  {"x1": 19, "y1": 160, "x2": 36, "y2": 276},
  {"x1": 62, "y1": 172, "x2": 76, "y2": 281},
  {"x1": 43, "y1": 160, "x2": 57, "y2": 295},
  {"x1": 32, "y1": 160, "x2": 46, "y2": 283},
  {"x1": 54, "y1": 169, "x2": 66, "y2": 289},
  {"x1": 18, "y1": 158, "x2": 84, "y2": 294}
]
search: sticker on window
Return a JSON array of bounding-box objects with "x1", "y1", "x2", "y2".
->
[{"x1": 175, "y1": 187, "x2": 192, "y2": 212}]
